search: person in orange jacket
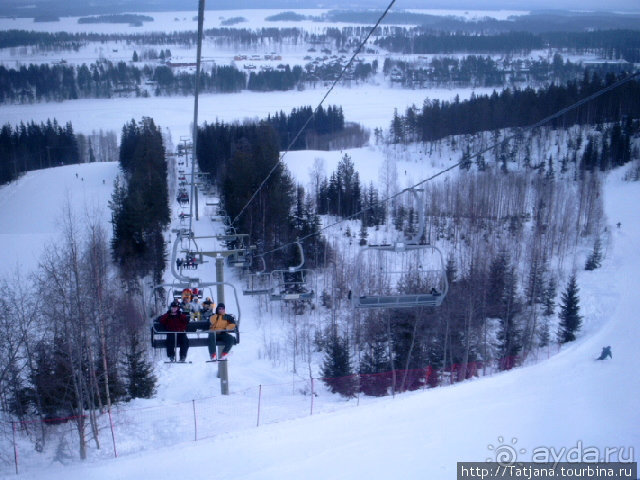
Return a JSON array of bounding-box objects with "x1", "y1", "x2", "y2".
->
[{"x1": 207, "y1": 303, "x2": 236, "y2": 361}]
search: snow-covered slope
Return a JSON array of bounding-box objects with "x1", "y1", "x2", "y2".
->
[
  {"x1": 0, "y1": 163, "x2": 118, "y2": 278},
  {"x1": 1, "y1": 157, "x2": 638, "y2": 479}
]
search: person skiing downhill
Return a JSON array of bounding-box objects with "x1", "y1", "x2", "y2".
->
[{"x1": 596, "y1": 346, "x2": 612, "y2": 360}]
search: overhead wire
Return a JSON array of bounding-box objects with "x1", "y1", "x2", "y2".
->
[
  {"x1": 231, "y1": 0, "x2": 397, "y2": 227},
  {"x1": 254, "y1": 69, "x2": 640, "y2": 260}
]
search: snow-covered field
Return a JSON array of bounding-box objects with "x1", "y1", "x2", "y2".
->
[
  {"x1": 0, "y1": 86, "x2": 495, "y2": 143},
  {"x1": 0, "y1": 9, "x2": 531, "y2": 35}
]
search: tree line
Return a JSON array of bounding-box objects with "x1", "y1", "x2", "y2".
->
[
  {"x1": 314, "y1": 153, "x2": 386, "y2": 230},
  {"x1": 0, "y1": 27, "x2": 305, "y2": 49},
  {"x1": 0, "y1": 62, "x2": 242, "y2": 103},
  {"x1": 390, "y1": 72, "x2": 640, "y2": 144},
  {"x1": 246, "y1": 65, "x2": 303, "y2": 92},
  {"x1": 0, "y1": 60, "x2": 379, "y2": 104},
  {"x1": 196, "y1": 121, "x2": 325, "y2": 270},
  {"x1": 77, "y1": 14, "x2": 153, "y2": 25},
  {"x1": 264, "y1": 105, "x2": 345, "y2": 150},
  {"x1": 377, "y1": 31, "x2": 545, "y2": 55},
  {"x1": 0, "y1": 120, "x2": 79, "y2": 184},
  {"x1": 382, "y1": 53, "x2": 588, "y2": 88},
  {"x1": 579, "y1": 120, "x2": 635, "y2": 172},
  {"x1": 0, "y1": 120, "x2": 118, "y2": 186},
  {"x1": 376, "y1": 29, "x2": 640, "y2": 61}
]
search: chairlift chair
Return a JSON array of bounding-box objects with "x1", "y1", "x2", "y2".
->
[
  {"x1": 352, "y1": 242, "x2": 448, "y2": 309},
  {"x1": 177, "y1": 189, "x2": 189, "y2": 205},
  {"x1": 178, "y1": 250, "x2": 205, "y2": 270},
  {"x1": 210, "y1": 212, "x2": 229, "y2": 223},
  {"x1": 242, "y1": 256, "x2": 273, "y2": 296},
  {"x1": 269, "y1": 241, "x2": 315, "y2": 301},
  {"x1": 150, "y1": 281, "x2": 241, "y2": 350},
  {"x1": 227, "y1": 249, "x2": 252, "y2": 269},
  {"x1": 224, "y1": 234, "x2": 254, "y2": 269},
  {"x1": 270, "y1": 268, "x2": 315, "y2": 301}
]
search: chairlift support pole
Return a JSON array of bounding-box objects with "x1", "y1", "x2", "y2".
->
[
  {"x1": 214, "y1": 253, "x2": 229, "y2": 395},
  {"x1": 188, "y1": 0, "x2": 205, "y2": 233},
  {"x1": 195, "y1": 184, "x2": 199, "y2": 222}
]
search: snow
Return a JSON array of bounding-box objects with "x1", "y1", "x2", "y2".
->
[
  {"x1": 1, "y1": 148, "x2": 639, "y2": 479},
  {"x1": 0, "y1": 163, "x2": 118, "y2": 278},
  {"x1": 0, "y1": 7, "x2": 639, "y2": 479},
  {"x1": 0, "y1": 9, "x2": 531, "y2": 35},
  {"x1": 0, "y1": 86, "x2": 496, "y2": 143}
]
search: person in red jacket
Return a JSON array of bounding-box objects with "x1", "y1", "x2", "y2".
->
[{"x1": 158, "y1": 300, "x2": 190, "y2": 362}]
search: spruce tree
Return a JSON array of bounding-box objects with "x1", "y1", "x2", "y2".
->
[
  {"x1": 321, "y1": 334, "x2": 356, "y2": 398},
  {"x1": 537, "y1": 317, "x2": 550, "y2": 349},
  {"x1": 123, "y1": 334, "x2": 157, "y2": 400},
  {"x1": 359, "y1": 340, "x2": 390, "y2": 396},
  {"x1": 542, "y1": 277, "x2": 557, "y2": 317},
  {"x1": 584, "y1": 238, "x2": 603, "y2": 271},
  {"x1": 557, "y1": 274, "x2": 582, "y2": 343},
  {"x1": 488, "y1": 252, "x2": 523, "y2": 369},
  {"x1": 446, "y1": 253, "x2": 458, "y2": 286}
]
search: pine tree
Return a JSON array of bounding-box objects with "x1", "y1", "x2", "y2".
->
[
  {"x1": 459, "y1": 146, "x2": 472, "y2": 170},
  {"x1": 542, "y1": 277, "x2": 557, "y2": 317},
  {"x1": 488, "y1": 252, "x2": 523, "y2": 369},
  {"x1": 359, "y1": 339, "x2": 390, "y2": 396},
  {"x1": 584, "y1": 237, "x2": 603, "y2": 271},
  {"x1": 496, "y1": 264, "x2": 523, "y2": 369},
  {"x1": 321, "y1": 334, "x2": 356, "y2": 397},
  {"x1": 123, "y1": 334, "x2": 157, "y2": 400},
  {"x1": 537, "y1": 317, "x2": 550, "y2": 348},
  {"x1": 391, "y1": 108, "x2": 404, "y2": 144},
  {"x1": 525, "y1": 253, "x2": 547, "y2": 306},
  {"x1": 557, "y1": 274, "x2": 582, "y2": 344}
]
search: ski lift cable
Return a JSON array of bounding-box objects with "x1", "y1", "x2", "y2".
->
[
  {"x1": 255, "y1": 69, "x2": 640, "y2": 261},
  {"x1": 230, "y1": 0, "x2": 398, "y2": 228}
]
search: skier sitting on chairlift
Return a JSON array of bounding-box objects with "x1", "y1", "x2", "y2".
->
[
  {"x1": 201, "y1": 297, "x2": 214, "y2": 321},
  {"x1": 189, "y1": 296, "x2": 202, "y2": 320},
  {"x1": 158, "y1": 301, "x2": 190, "y2": 362},
  {"x1": 207, "y1": 303, "x2": 236, "y2": 361},
  {"x1": 180, "y1": 288, "x2": 193, "y2": 313}
]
